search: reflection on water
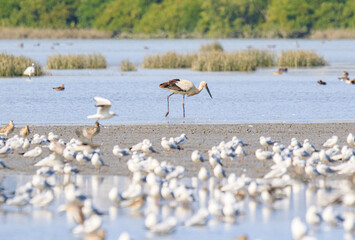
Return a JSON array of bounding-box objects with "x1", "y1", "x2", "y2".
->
[
  {"x1": 0, "y1": 174, "x2": 351, "y2": 240},
  {"x1": 0, "y1": 39, "x2": 354, "y2": 124}
]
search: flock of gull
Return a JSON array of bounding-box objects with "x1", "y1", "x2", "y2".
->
[{"x1": 0, "y1": 111, "x2": 355, "y2": 239}]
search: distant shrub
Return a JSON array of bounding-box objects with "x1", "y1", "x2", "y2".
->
[
  {"x1": 199, "y1": 41, "x2": 224, "y2": 52},
  {"x1": 46, "y1": 53, "x2": 107, "y2": 69},
  {"x1": 0, "y1": 53, "x2": 43, "y2": 77},
  {"x1": 277, "y1": 50, "x2": 327, "y2": 67},
  {"x1": 120, "y1": 59, "x2": 137, "y2": 71},
  {"x1": 142, "y1": 51, "x2": 197, "y2": 69}
]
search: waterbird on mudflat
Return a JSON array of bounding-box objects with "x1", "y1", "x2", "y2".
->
[
  {"x1": 161, "y1": 137, "x2": 180, "y2": 152},
  {"x1": 291, "y1": 217, "x2": 308, "y2": 240},
  {"x1": 112, "y1": 145, "x2": 131, "y2": 158},
  {"x1": 76, "y1": 121, "x2": 100, "y2": 143},
  {"x1": 53, "y1": 84, "x2": 65, "y2": 91},
  {"x1": 88, "y1": 97, "x2": 116, "y2": 120},
  {"x1": 255, "y1": 149, "x2": 273, "y2": 166},
  {"x1": 0, "y1": 120, "x2": 14, "y2": 138},
  {"x1": 23, "y1": 63, "x2": 35, "y2": 80},
  {"x1": 174, "y1": 133, "x2": 187, "y2": 145},
  {"x1": 323, "y1": 135, "x2": 338, "y2": 148},
  {"x1": 191, "y1": 150, "x2": 204, "y2": 164},
  {"x1": 347, "y1": 133, "x2": 355, "y2": 147},
  {"x1": 159, "y1": 79, "x2": 212, "y2": 118},
  {"x1": 23, "y1": 146, "x2": 43, "y2": 158},
  {"x1": 259, "y1": 136, "x2": 274, "y2": 150},
  {"x1": 20, "y1": 124, "x2": 30, "y2": 138}
]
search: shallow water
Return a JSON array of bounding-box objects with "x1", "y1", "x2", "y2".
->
[
  {"x1": 0, "y1": 39, "x2": 354, "y2": 125},
  {"x1": 0, "y1": 174, "x2": 349, "y2": 240}
]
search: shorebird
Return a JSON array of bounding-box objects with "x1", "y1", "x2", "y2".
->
[
  {"x1": 323, "y1": 135, "x2": 338, "y2": 148},
  {"x1": 23, "y1": 63, "x2": 35, "y2": 80},
  {"x1": 198, "y1": 167, "x2": 210, "y2": 182},
  {"x1": 58, "y1": 202, "x2": 85, "y2": 225},
  {"x1": 88, "y1": 97, "x2": 116, "y2": 120},
  {"x1": 191, "y1": 150, "x2": 204, "y2": 164},
  {"x1": 0, "y1": 120, "x2": 14, "y2": 138},
  {"x1": 20, "y1": 124, "x2": 30, "y2": 138},
  {"x1": 306, "y1": 206, "x2": 322, "y2": 227},
  {"x1": 347, "y1": 133, "x2": 355, "y2": 147},
  {"x1": 53, "y1": 84, "x2": 65, "y2": 91},
  {"x1": 174, "y1": 133, "x2": 187, "y2": 145},
  {"x1": 184, "y1": 208, "x2": 209, "y2": 226},
  {"x1": 161, "y1": 137, "x2": 180, "y2": 152},
  {"x1": 259, "y1": 136, "x2": 274, "y2": 150},
  {"x1": 291, "y1": 217, "x2": 308, "y2": 240},
  {"x1": 112, "y1": 145, "x2": 131, "y2": 158},
  {"x1": 317, "y1": 80, "x2": 326, "y2": 85},
  {"x1": 23, "y1": 146, "x2": 43, "y2": 158},
  {"x1": 346, "y1": 78, "x2": 355, "y2": 84},
  {"x1": 76, "y1": 121, "x2": 100, "y2": 142},
  {"x1": 91, "y1": 152, "x2": 105, "y2": 170},
  {"x1": 255, "y1": 149, "x2": 273, "y2": 166},
  {"x1": 159, "y1": 79, "x2": 212, "y2": 118}
]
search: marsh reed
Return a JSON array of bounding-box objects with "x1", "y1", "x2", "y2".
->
[
  {"x1": 46, "y1": 53, "x2": 107, "y2": 69},
  {"x1": 199, "y1": 41, "x2": 224, "y2": 52},
  {"x1": 191, "y1": 51, "x2": 259, "y2": 71},
  {"x1": 120, "y1": 60, "x2": 137, "y2": 71},
  {"x1": 142, "y1": 51, "x2": 197, "y2": 69},
  {"x1": 142, "y1": 48, "x2": 275, "y2": 72},
  {"x1": 277, "y1": 50, "x2": 327, "y2": 67},
  {"x1": 0, "y1": 53, "x2": 43, "y2": 77}
]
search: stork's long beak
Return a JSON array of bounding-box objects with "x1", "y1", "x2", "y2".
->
[{"x1": 205, "y1": 84, "x2": 212, "y2": 99}]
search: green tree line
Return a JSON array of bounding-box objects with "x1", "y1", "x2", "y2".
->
[{"x1": 0, "y1": 0, "x2": 354, "y2": 37}]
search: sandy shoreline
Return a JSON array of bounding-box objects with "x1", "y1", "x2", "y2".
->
[{"x1": 1, "y1": 123, "x2": 354, "y2": 177}]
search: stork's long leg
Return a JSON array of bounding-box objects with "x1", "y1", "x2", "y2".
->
[
  {"x1": 182, "y1": 94, "x2": 185, "y2": 118},
  {"x1": 165, "y1": 93, "x2": 174, "y2": 117}
]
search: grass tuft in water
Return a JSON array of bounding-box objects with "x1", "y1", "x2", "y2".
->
[
  {"x1": 199, "y1": 41, "x2": 224, "y2": 52},
  {"x1": 0, "y1": 53, "x2": 43, "y2": 77},
  {"x1": 277, "y1": 50, "x2": 327, "y2": 67},
  {"x1": 120, "y1": 59, "x2": 137, "y2": 71},
  {"x1": 191, "y1": 51, "x2": 258, "y2": 71},
  {"x1": 142, "y1": 51, "x2": 197, "y2": 69},
  {"x1": 46, "y1": 53, "x2": 107, "y2": 69},
  {"x1": 191, "y1": 49, "x2": 275, "y2": 71}
]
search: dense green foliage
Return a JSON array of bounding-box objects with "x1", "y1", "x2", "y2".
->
[{"x1": 1, "y1": 0, "x2": 354, "y2": 37}]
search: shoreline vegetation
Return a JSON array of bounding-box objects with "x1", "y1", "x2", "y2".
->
[
  {"x1": 1, "y1": 27, "x2": 355, "y2": 40},
  {"x1": 0, "y1": 42, "x2": 326, "y2": 76},
  {"x1": 1, "y1": 0, "x2": 354, "y2": 40},
  {"x1": 46, "y1": 54, "x2": 107, "y2": 69},
  {"x1": 142, "y1": 43, "x2": 326, "y2": 71},
  {"x1": 0, "y1": 53, "x2": 44, "y2": 77}
]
